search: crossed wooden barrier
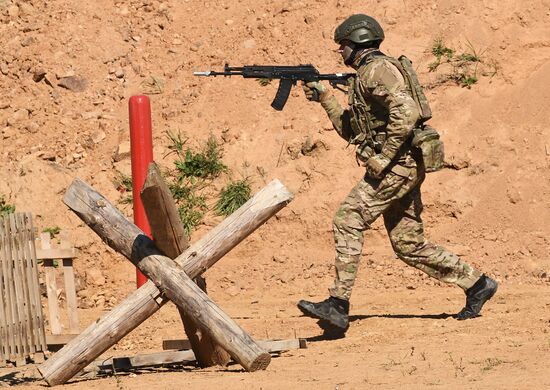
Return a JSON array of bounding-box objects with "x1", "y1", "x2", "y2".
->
[{"x1": 38, "y1": 163, "x2": 293, "y2": 385}]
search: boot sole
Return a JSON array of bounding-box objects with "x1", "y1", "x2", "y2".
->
[
  {"x1": 297, "y1": 302, "x2": 349, "y2": 330},
  {"x1": 457, "y1": 280, "x2": 498, "y2": 320}
]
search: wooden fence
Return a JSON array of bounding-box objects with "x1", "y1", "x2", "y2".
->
[{"x1": 0, "y1": 212, "x2": 47, "y2": 366}]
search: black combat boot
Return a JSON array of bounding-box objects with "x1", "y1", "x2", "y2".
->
[
  {"x1": 456, "y1": 275, "x2": 498, "y2": 320},
  {"x1": 297, "y1": 296, "x2": 350, "y2": 330}
]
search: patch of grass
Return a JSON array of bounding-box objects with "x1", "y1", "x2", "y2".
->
[
  {"x1": 481, "y1": 357, "x2": 504, "y2": 371},
  {"x1": 214, "y1": 178, "x2": 251, "y2": 216},
  {"x1": 43, "y1": 226, "x2": 61, "y2": 239},
  {"x1": 165, "y1": 130, "x2": 188, "y2": 156},
  {"x1": 427, "y1": 38, "x2": 496, "y2": 88},
  {"x1": 174, "y1": 135, "x2": 227, "y2": 179},
  {"x1": 0, "y1": 195, "x2": 15, "y2": 216},
  {"x1": 165, "y1": 134, "x2": 230, "y2": 235},
  {"x1": 168, "y1": 180, "x2": 208, "y2": 236},
  {"x1": 258, "y1": 78, "x2": 272, "y2": 86},
  {"x1": 114, "y1": 173, "x2": 133, "y2": 205}
]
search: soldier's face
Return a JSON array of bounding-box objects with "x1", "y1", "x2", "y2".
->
[{"x1": 338, "y1": 41, "x2": 356, "y2": 66}]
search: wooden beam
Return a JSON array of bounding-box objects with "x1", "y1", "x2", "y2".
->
[
  {"x1": 38, "y1": 178, "x2": 293, "y2": 386},
  {"x1": 84, "y1": 338, "x2": 307, "y2": 376},
  {"x1": 141, "y1": 162, "x2": 230, "y2": 367},
  {"x1": 163, "y1": 338, "x2": 307, "y2": 353},
  {"x1": 45, "y1": 334, "x2": 78, "y2": 346},
  {"x1": 35, "y1": 248, "x2": 78, "y2": 260}
]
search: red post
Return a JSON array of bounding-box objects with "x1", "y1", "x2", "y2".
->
[{"x1": 129, "y1": 95, "x2": 153, "y2": 288}]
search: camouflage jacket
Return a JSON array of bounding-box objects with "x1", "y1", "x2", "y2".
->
[{"x1": 320, "y1": 49, "x2": 421, "y2": 163}]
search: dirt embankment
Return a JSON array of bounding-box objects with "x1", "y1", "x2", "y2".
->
[{"x1": 1, "y1": 0, "x2": 550, "y2": 388}]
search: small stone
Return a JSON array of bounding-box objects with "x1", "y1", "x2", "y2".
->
[
  {"x1": 86, "y1": 269, "x2": 106, "y2": 286},
  {"x1": 225, "y1": 19, "x2": 234, "y2": 25},
  {"x1": 114, "y1": 141, "x2": 131, "y2": 162},
  {"x1": 7, "y1": 4, "x2": 19, "y2": 18},
  {"x1": 20, "y1": 36, "x2": 36, "y2": 47},
  {"x1": 189, "y1": 45, "x2": 199, "y2": 52},
  {"x1": 0, "y1": 63, "x2": 9, "y2": 75},
  {"x1": 114, "y1": 68, "x2": 125, "y2": 78},
  {"x1": 243, "y1": 39, "x2": 256, "y2": 49},
  {"x1": 25, "y1": 122, "x2": 40, "y2": 133},
  {"x1": 32, "y1": 68, "x2": 46, "y2": 82},
  {"x1": 40, "y1": 151, "x2": 56, "y2": 161},
  {"x1": 58, "y1": 76, "x2": 88, "y2": 92},
  {"x1": 0, "y1": 101, "x2": 10, "y2": 109},
  {"x1": 8, "y1": 108, "x2": 29, "y2": 125},
  {"x1": 91, "y1": 130, "x2": 106, "y2": 144},
  {"x1": 18, "y1": 2, "x2": 35, "y2": 16}
]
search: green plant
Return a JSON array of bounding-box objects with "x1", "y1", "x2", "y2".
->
[
  {"x1": 165, "y1": 130, "x2": 188, "y2": 156},
  {"x1": 174, "y1": 135, "x2": 227, "y2": 179},
  {"x1": 428, "y1": 38, "x2": 494, "y2": 88},
  {"x1": 168, "y1": 180, "x2": 208, "y2": 236},
  {"x1": 114, "y1": 173, "x2": 133, "y2": 204},
  {"x1": 258, "y1": 78, "x2": 272, "y2": 86},
  {"x1": 481, "y1": 357, "x2": 504, "y2": 371},
  {"x1": 43, "y1": 226, "x2": 61, "y2": 238},
  {"x1": 0, "y1": 195, "x2": 15, "y2": 216},
  {"x1": 214, "y1": 178, "x2": 251, "y2": 216}
]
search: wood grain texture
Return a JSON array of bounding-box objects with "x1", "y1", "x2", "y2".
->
[
  {"x1": 38, "y1": 178, "x2": 293, "y2": 385},
  {"x1": 141, "y1": 162, "x2": 230, "y2": 367}
]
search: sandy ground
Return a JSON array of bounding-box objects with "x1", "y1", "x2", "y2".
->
[{"x1": 1, "y1": 0, "x2": 550, "y2": 388}]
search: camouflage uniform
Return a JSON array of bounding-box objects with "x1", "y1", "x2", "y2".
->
[{"x1": 320, "y1": 49, "x2": 482, "y2": 300}]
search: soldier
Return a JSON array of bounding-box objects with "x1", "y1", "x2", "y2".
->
[{"x1": 297, "y1": 14, "x2": 497, "y2": 332}]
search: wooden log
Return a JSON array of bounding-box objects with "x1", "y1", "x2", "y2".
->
[
  {"x1": 39, "y1": 178, "x2": 293, "y2": 386},
  {"x1": 141, "y1": 162, "x2": 230, "y2": 367},
  {"x1": 63, "y1": 180, "x2": 270, "y2": 371}
]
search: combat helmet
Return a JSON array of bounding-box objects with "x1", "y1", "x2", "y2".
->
[{"x1": 334, "y1": 14, "x2": 385, "y2": 46}]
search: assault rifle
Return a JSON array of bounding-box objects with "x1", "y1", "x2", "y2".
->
[{"x1": 194, "y1": 64, "x2": 355, "y2": 111}]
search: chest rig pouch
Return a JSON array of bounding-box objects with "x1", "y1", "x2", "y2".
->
[
  {"x1": 348, "y1": 76, "x2": 388, "y2": 163},
  {"x1": 386, "y1": 55, "x2": 445, "y2": 172}
]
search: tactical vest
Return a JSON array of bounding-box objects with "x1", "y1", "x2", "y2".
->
[{"x1": 349, "y1": 53, "x2": 444, "y2": 171}]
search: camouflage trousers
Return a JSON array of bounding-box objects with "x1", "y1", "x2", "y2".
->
[{"x1": 329, "y1": 165, "x2": 482, "y2": 300}]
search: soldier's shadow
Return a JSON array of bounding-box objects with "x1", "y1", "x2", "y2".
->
[
  {"x1": 351, "y1": 312, "x2": 454, "y2": 321},
  {"x1": 306, "y1": 312, "x2": 454, "y2": 341}
]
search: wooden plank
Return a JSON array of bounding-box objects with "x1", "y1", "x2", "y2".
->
[
  {"x1": 14, "y1": 214, "x2": 34, "y2": 356},
  {"x1": 19, "y1": 213, "x2": 40, "y2": 353},
  {"x1": 35, "y1": 247, "x2": 78, "y2": 260},
  {"x1": 27, "y1": 214, "x2": 47, "y2": 352},
  {"x1": 59, "y1": 231, "x2": 79, "y2": 334},
  {"x1": 39, "y1": 178, "x2": 293, "y2": 386},
  {"x1": 85, "y1": 338, "x2": 307, "y2": 375},
  {"x1": 82, "y1": 350, "x2": 196, "y2": 374},
  {"x1": 45, "y1": 333, "x2": 78, "y2": 346},
  {"x1": 141, "y1": 162, "x2": 230, "y2": 367},
  {"x1": 41, "y1": 233, "x2": 62, "y2": 335},
  {"x1": 4, "y1": 216, "x2": 22, "y2": 362},
  {"x1": 0, "y1": 219, "x2": 8, "y2": 364},
  {"x1": 17, "y1": 214, "x2": 36, "y2": 354},
  {"x1": 11, "y1": 214, "x2": 32, "y2": 359},
  {"x1": 62, "y1": 259, "x2": 79, "y2": 334},
  {"x1": 163, "y1": 338, "x2": 307, "y2": 353}
]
